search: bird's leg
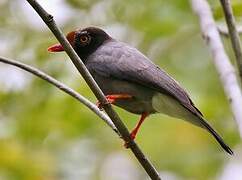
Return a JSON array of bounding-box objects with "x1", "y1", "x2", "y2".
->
[
  {"x1": 124, "y1": 112, "x2": 149, "y2": 148},
  {"x1": 130, "y1": 112, "x2": 149, "y2": 139},
  {"x1": 97, "y1": 94, "x2": 132, "y2": 110}
]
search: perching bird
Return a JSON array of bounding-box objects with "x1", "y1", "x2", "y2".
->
[{"x1": 48, "y1": 27, "x2": 233, "y2": 155}]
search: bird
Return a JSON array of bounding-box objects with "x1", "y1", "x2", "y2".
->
[{"x1": 48, "y1": 27, "x2": 233, "y2": 155}]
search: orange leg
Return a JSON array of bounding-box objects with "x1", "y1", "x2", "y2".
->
[
  {"x1": 97, "y1": 94, "x2": 132, "y2": 110},
  {"x1": 130, "y1": 112, "x2": 149, "y2": 139},
  {"x1": 125, "y1": 112, "x2": 149, "y2": 148}
]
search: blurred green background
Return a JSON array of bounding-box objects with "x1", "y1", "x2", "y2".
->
[{"x1": 0, "y1": 0, "x2": 241, "y2": 179}]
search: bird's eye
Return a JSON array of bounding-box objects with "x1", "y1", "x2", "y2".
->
[{"x1": 80, "y1": 35, "x2": 90, "y2": 44}]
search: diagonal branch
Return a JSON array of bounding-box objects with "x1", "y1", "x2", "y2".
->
[
  {"x1": 191, "y1": 0, "x2": 242, "y2": 137},
  {"x1": 0, "y1": 56, "x2": 118, "y2": 134},
  {"x1": 218, "y1": 24, "x2": 242, "y2": 37},
  {"x1": 25, "y1": 0, "x2": 161, "y2": 179},
  {"x1": 219, "y1": 0, "x2": 242, "y2": 84}
]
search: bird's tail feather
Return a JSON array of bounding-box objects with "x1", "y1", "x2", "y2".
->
[
  {"x1": 196, "y1": 116, "x2": 233, "y2": 155},
  {"x1": 151, "y1": 93, "x2": 233, "y2": 154}
]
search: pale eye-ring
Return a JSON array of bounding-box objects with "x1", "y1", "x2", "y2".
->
[{"x1": 80, "y1": 35, "x2": 90, "y2": 44}]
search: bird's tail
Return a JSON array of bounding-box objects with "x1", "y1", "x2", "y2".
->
[
  {"x1": 195, "y1": 116, "x2": 233, "y2": 155},
  {"x1": 151, "y1": 93, "x2": 233, "y2": 154}
]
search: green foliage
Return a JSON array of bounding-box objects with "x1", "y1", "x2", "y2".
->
[
  {"x1": 67, "y1": 0, "x2": 98, "y2": 9},
  {"x1": 211, "y1": 0, "x2": 242, "y2": 19}
]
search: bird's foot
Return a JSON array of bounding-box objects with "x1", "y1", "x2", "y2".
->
[
  {"x1": 124, "y1": 131, "x2": 136, "y2": 148},
  {"x1": 97, "y1": 94, "x2": 132, "y2": 110},
  {"x1": 96, "y1": 96, "x2": 115, "y2": 110},
  {"x1": 124, "y1": 112, "x2": 148, "y2": 148}
]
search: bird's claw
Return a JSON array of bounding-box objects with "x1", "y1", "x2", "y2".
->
[
  {"x1": 96, "y1": 101, "x2": 104, "y2": 110},
  {"x1": 96, "y1": 95, "x2": 118, "y2": 110},
  {"x1": 124, "y1": 133, "x2": 136, "y2": 148},
  {"x1": 124, "y1": 141, "x2": 131, "y2": 149}
]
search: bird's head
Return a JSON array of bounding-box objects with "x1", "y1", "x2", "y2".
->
[{"x1": 48, "y1": 27, "x2": 111, "y2": 59}]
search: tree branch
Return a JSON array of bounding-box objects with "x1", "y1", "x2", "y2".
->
[
  {"x1": 191, "y1": 0, "x2": 242, "y2": 137},
  {"x1": 219, "y1": 0, "x2": 242, "y2": 84},
  {"x1": 25, "y1": 0, "x2": 161, "y2": 179},
  {"x1": 217, "y1": 24, "x2": 242, "y2": 37},
  {"x1": 0, "y1": 56, "x2": 118, "y2": 134}
]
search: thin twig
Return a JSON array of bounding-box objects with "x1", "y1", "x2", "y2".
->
[
  {"x1": 191, "y1": 0, "x2": 242, "y2": 137},
  {"x1": 218, "y1": 25, "x2": 242, "y2": 37},
  {"x1": 219, "y1": 0, "x2": 242, "y2": 84},
  {"x1": 25, "y1": 0, "x2": 161, "y2": 179},
  {"x1": 0, "y1": 56, "x2": 118, "y2": 134}
]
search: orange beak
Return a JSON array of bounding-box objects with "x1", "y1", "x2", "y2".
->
[
  {"x1": 47, "y1": 43, "x2": 64, "y2": 52},
  {"x1": 47, "y1": 30, "x2": 76, "y2": 52}
]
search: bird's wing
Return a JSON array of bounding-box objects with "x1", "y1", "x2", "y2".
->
[{"x1": 87, "y1": 40, "x2": 203, "y2": 117}]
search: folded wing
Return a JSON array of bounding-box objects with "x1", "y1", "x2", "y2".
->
[{"x1": 87, "y1": 40, "x2": 203, "y2": 117}]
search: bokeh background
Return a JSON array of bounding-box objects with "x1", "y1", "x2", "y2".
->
[{"x1": 0, "y1": 0, "x2": 242, "y2": 179}]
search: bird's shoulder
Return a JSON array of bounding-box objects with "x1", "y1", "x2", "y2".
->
[
  {"x1": 87, "y1": 40, "x2": 150, "y2": 66},
  {"x1": 86, "y1": 40, "x2": 151, "y2": 76}
]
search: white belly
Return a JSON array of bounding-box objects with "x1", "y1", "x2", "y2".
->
[{"x1": 152, "y1": 93, "x2": 201, "y2": 127}]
